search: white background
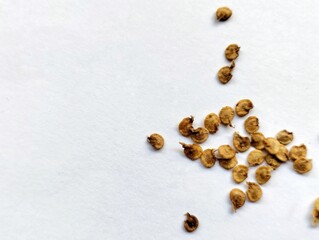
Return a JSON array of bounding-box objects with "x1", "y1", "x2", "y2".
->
[{"x1": 0, "y1": 0, "x2": 319, "y2": 239}]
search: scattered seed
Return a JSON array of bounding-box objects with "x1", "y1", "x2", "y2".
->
[
  {"x1": 147, "y1": 133, "x2": 164, "y2": 150},
  {"x1": 233, "y1": 132, "x2": 251, "y2": 152},
  {"x1": 218, "y1": 61, "x2": 235, "y2": 84},
  {"x1": 275, "y1": 144, "x2": 289, "y2": 162},
  {"x1": 190, "y1": 127, "x2": 209, "y2": 144},
  {"x1": 230, "y1": 188, "x2": 246, "y2": 212},
  {"x1": 250, "y1": 132, "x2": 265, "y2": 150},
  {"x1": 293, "y1": 158, "x2": 312, "y2": 174},
  {"x1": 255, "y1": 166, "x2": 272, "y2": 185},
  {"x1": 178, "y1": 116, "x2": 194, "y2": 137},
  {"x1": 184, "y1": 213, "x2": 199, "y2": 232},
  {"x1": 276, "y1": 130, "x2": 294, "y2": 145},
  {"x1": 225, "y1": 44, "x2": 240, "y2": 61},
  {"x1": 180, "y1": 142, "x2": 203, "y2": 160},
  {"x1": 247, "y1": 149, "x2": 265, "y2": 166},
  {"x1": 219, "y1": 106, "x2": 235, "y2": 126},
  {"x1": 244, "y1": 116, "x2": 259, "y2": 134},
  {"x1": 313, "y1": 198, "x2": 319, "y2": 225},
  {"x1": 216, "y1": 7, "x2": 232, "y2": 21},
  {"x1": 235, "y1": 99, "x2": 254, "y2": 117},
  {"x1": 246, "y1": 182, "x2": 263, "y2": 202},
  {"x1": 219, "y1": 157, "x2": 238, "y2": 170},
  {"x1": 200, "y1": 149, "x2": 216, "y2": 168},
  {"x1": 218, "y1": 145, "x2": 236, "y2": 159},
  {"x1": 232, "y1": 165, "x2": 249, "y2": 183},
  {"x1": 204, "y1": 113, "x2": 220, "y2": 134},
  {"x1": 265, "y1": 154, "x2": 281, "y2": 170},
  {"x1": 289, "y1": 144, "x2": 307, "y2": 161},
  {"x1": 264, "y1": 137, "x2": 281, "y2": 155}
]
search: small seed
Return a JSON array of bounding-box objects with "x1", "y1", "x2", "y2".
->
[
  {"x1": 218, "y1": 145, "x2": 236, "y2": 159},
  {"x1": 184, "y1": 213, "x2": 199, "y2": 232},
  {"x1": 219, "y1": 157, "x2": 238, "y2": 170},
  {"x1": 147, "y1": 133, "x2": 164, "y2": 150},
  {"x1": 265, "y1": 154, "x2": 281, "y2": 170},
  {"x1": 246, "y1": 182, "x2": 263, "y2": 202},
  {"x1": 219, "y1": 106, "x2": 235, "y2": 126},
  {"x1": 313, "y1": 198, "x2": 319, "y2": 225},
  {"x1": 276, "y1": 130, "x2": 294, "y2": 145},
  {"x1": 190, "y1": 127, "x2": 209, "y2": 144},
  {"x1": 289, "y1": 144, "x2": 307, "y2": 161},
  {"x1": 204, "y1": 113, "x2": 220, "y2": 134},
  {"x1": 255, "y1": 166, "x2": 272, "y2": 185},
  {"x1": 244, "y1": 116, "x2": 259, "y2": 134},
  {"x1": 247, "y1": 150, "x2": 265, "y2": 166},
  {"x1": 232, "y1": 165, "x2": 249, "y2": 183},
  {"x1": 200, "y1": 149, "x2": 216, "y2": 168},
  {"x1": 233, "y1": 132, "x2": 251, "y2": 152},
  {"x1": 180, "y1": 142, "x2": 203, "y2": 160},
  {"x1": 178, "y1": 116, "x2": 194, "y2": 137},
  {"x1": 235, "y1": 99, "x2": 254, "y2": 117},
  {"x1": 218, "y1": 61, "x2": 235, "y2": 84},
  {"x1": 229, "y1": 188, "x2": 246, "y2": 212},
  {"x1": 275, "y1": 144, "x2": 289, "y2": 162},
  {"x1": 251, "y1": 132, "x2": 265, "y2": 150},
  {"x1": 216, "y1": 7, "x2": 232, "y2": 21},
  {"x1": 264, "y1": 137, "x2": 281, "y2": 155},
  {"x1": 293, "y1": 158, "x2": 312, "y2": 174},
  {"x1": 225, "y1": 44, "x2": 240, "y2": 61}
]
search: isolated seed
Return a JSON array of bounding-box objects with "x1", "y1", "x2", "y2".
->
[
  {"x1": 200, "y1": 149, "x2": 216, "y2": 168},
  {"x1": 232, "y1": 165, "x2": 249, "y2": 183},
  {"x1": 264, "y1": 137, "x2": 281, "y2": 155},
  {"x1": 180, "y1": 142, "x2": 203, "y2": 160},
  {"x1": 230, "y1": 188, "x2": 246, "y2": 212},
  {"x1": 219, "y1": 106, "x2": 235, "y2": 126},
  {"x1": 178, "y1": 116, "x2": 194, "y2": 137},
  {"x1": 255, "y1": 166, "x2": 272, "y2": 185},
  {"x1": 244, "y1": 116, "x2": 259, "y2": 134},
  {"x1": 247, "y1": 150, "x2": 265, "y2": 166},
  {"x1": 265, "y1": 154, "x2": 281, "y2": 170},
  {"x1": 235, "y1": 99, "x2": 254, "y2": 117},
  {"x1": 293, "y1": 158, "x2": 312, "y2": 174},
  {"x1": 218, "y1": 61, "x2": 235, "y2": 84},
  {"x1": 233, "y1": 132, "x2": 251, "y2": 152},
  {"x1": 289, "y1": 144, "x2": 307, "y2": 161},
  {"x1": 276, "y1": 130, "x2": 294, "y2": 145},
  {"x1": 184, "y1": 213, "x2": 199, "y2": 232},
  {"x1": 190, "y1": 127, "x2": 209, "y2": 143},
  {"x1": 219, "y1": 157, "x2": 238, "y2": 170},
  {"x1": 147, "y1": 133, "x2": 164, "y2": 150},
  {"x1": 216, "y1": 7, "x2": 232, "y2": 21},
  {"x1": 218, "y1": 145, "x2": 236, "y2": 159},
  {"x1": 251, "y1": 132, "x2": 265, "y2": 150},
  {"x1": 204, "y1": 113, "x2": 220, "y2": 134},
  {"x1": 275, "y1": 144, "x2": 289, "y2": 162},
  {"x1": 313, "y1": 198, "x2": 319, "y2": 225},
  {"x1": 225, "y1": 44, "x2": 240, "y2": 61},
  {"x1": 246, "y1": 182, "x2": 263, "y2": 202}
]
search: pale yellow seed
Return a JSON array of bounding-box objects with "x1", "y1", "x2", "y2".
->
[
  {"x1": 264, "y1": 137, "x2": 281, "y2": 155},
  {"x1": 233, "y1": 132, "x2": 251, "y2": 152},
  {"x1": 229, "y1": 188, "x2": 246, "y2": 212},
  {"x1": 225, "y1": 44, "x2": 240, "y2": 61},
  {"x1": 289, "y1": 144, "x2": 307, "y2": 161},
  {"x1": 219, "y1": 157, "x2": 238, "y2": 170},
  {"x1": 232, "y1": 165, "x2": 249, "y2": 183},
  {"x1": 293, "y1": 158, "x2": 312, "y2": 174},
  {"x1": 244, "y1": 116, "x2": 259, "y2": 134},
  {"x1": 276, "y1": 130, "x2": 294, "y2": 145},
  {"x1": 255, "y1": 166, "x2": 272, "y2": 185},
  {"x1": 235, "y1": 99, "x2": 254, "y2": 117},
  {"x1": 251, "y1": 132, "x2": 265, "y2": 150},
  {"x1": 275, "y1": 144, "x2": 289, "y2": 162},
  {"x1": 247, "y1": 150, "x2": 265, "y2": 166},
  {"x1": 246, "y1": 182, "x2": 263, "y2": 202},
  {"x1": 200, "y1": 149, "x2": 216, "y2": 168},
  {"x1": 218, "y1": 145, "x2": 236, "y2": 159},
  {"x1": 265, "y1": 154, "x2": 281, "y2": 170},
  {"x1": 219, "y1": 106, "x2": 235, "y2": 126},
  {"x1": 204, "y1": 113, "x2": 220, "y2": 134}
]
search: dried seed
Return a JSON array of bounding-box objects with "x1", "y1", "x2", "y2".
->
[
  {"x1": 247, "y1": 150, "x2": 265, "y2": 166},
  {"x1": 216, "y1": 7, "x2": 232, "y2": 21},
  {"x1": 218, "y1": 145, "x2": 236, "y2": 159},
  {"x1": 232, "y1": 165, "x2": 249, "y2": 183},
  {"x1": 235, "y1": 99, "x2": 254, "y2": 117},
  {"x1": 178, "y1": 116, "x2": 194, "y2": 137},
  {"x1": 184, "y1": 213, "x2": 199, "y2": 232},
  {"x1": 147, "y1": 133, "x2": 164, "y2": 150},
  {"x1": 233, "y1": 132, "x2": 251, "y2": 152},
  {"x1": 190, "y1": 127, "x2": 209, "y2": 144},
  {"x1": 204, "y1": 113, "x2": 220, "y2": 134},
  {"x1": 265, "y1": 154, "x2": 281, "y2": 170},
  {"x1": 255, "y1": 166, "x2": 272, "y2": 185},
  {"x1": 313, "y1": 198, "x2": 319, "y2": 225},
  {"x1": 219, "y1": 106, "x2": 235, "y2": 126},
  {"x1": 200, "y1": 149, "x2": 216, "y2": 168},
  {"x1": 293, "y1": 158, "x2": 312, "y2": 174},
  {"x1": 264, "y1": 137, "x2": 281, "y2": 155},
  {"x1": 225, "y1": 44, "x2": 240, "y2": 61},
  {"x1": 229, "y1": 188, "x2": 246, "y2": 212},
  {"x1": 289, "y1": 144, "x2": 307, "y2": 161},
  {"x1": 180, "y1": 142, "x2": 203, "y2": 160},
  {"x1": 246, "y1": 182, "x2": 263, "y2": 202},
  {"x1": 275, "y1": 144, "x2": 289, "y2": 162},
  {"x1": 276, "y1": 130, "x2": 294, "y2": 145},
  {"x1": 244, "y1": 116, "x2": 259, "y2": 134},
  {"x1": 219, "y1": 157, "x2": 238, "y2": 170},
  {"x1": 218, "y1": 61, "x2": 235, "y2": 84},
  {"x1": 251, "y1": 132, "x2": 265, "y2": 150}
]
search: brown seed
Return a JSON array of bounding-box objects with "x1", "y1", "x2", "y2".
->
[
  {"x1": 265, "y1": 154, "x2": 281, "y2": 170},
  {"x1": 219, "y1": 157, "x2": 238, "y2": 170},
  {"x1": 289, "y1": 144, "x2": 307, "y2": 161},
  {"x1": 216, "y1": 7, "x2": 232, "y2": 21},
  {"x1": 255, "y1": 166, "x2": 272, "y2": 185},
  {"x1": 232, "y1": 165, "x2": 249, "y2": 183},
  {"x1": 244, "y1": 116, "x2": 259, "y2": 134},
  {"x1": 313, "y1": 198, "x2": 319, "y2": 225},
  {"x1": 276, "y1": 130, "x2": 294, "y2": 145},
  {"x1": 217, "y1": 61, "x2": 235, "y2": 84},
  {"x1": 178, "y1": 116, "x2": 194, "y2": 137},
  {"x1": 235, "y1": 99, "x2": 254, "y2": 117},
  {"x1": 293, "y1": 158, "x2": 312, "y2": 174},
  {"x1": 247, "y1": 150, "x2": 265, "y2": 166},
  {"x1": 264, "y1": 137, "x2": 281, "y2": 155},
  {"x1": 251, "y1": 132, "x2": 265, "y2": 150},
  {"x1": 184, "y1": 213, "x2": 199, "y2": 232},
  {"x1": 218, "y1": 145, "x2": 236, "y2": 159},
  {"x1": 275, "y1": 144, "x2": 289, "y2": 162},
  {"x1": 230, "y1": 188, "x2": 246, "y2": 212},
  {"x1": 200, "y1": 149, "x2": 216, "y2": 168},
  {"x1": 219, "y1": 106, "x2": 235, "y2": 126},
  {"x1": 204, "y1": 113, "x2": 220, "y2": 134},
  {"x1": 233, "y1": 132, "x2": 251, "y2": 152},
  {"x1": 246, "y1": 182, "x2": 263, "y2": 202},
  {"x1": 180, "y1": 142, "x2": 203, "y2": 160},
  {"x1": 225, "y1": 44, "x2": 240, "y2": 61},
  {"x1": 147, "y1": 133, "x2": 164, "y2": 150},
  {"x1": 190, "y1": 127, "x2": 209, "y2": 144}
]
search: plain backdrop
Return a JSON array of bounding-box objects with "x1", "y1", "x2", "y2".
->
[{"x1": 0, "y1": 0, "x2": 319, "y2": 239}]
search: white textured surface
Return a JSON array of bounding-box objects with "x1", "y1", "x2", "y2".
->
[{"x1": 0, "y1": 0, "x2": 319, "y2": 239}]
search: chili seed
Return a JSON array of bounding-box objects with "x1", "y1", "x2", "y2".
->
[
  {"x1": 244, "y1": 116, "x2": 259, "y2": 134},
  {"x1": 264, "y1": 137, "x2": 281, "y2": 155},
  {"x1": 219, "y1": 157, "x2": 238, "y2": 170},
  {"x1": 218, "y1": 145, "x2": 236, "y2": 159},
  {"x1": 247, "y1": 149, "x2": 265, "y2": 166},
  {"x1": 178, "y1": 116, "x2": 194, "y2": 137},
  {"x1": 289, "y1": 144, "x2": 307, "y2": 161},
  {"x1": 204, "y1": 113, "x2": 220, "y2": 134},
  {"x1": 180, "y1": 142, "x2": 203, "y2": 160},
  {"x1": 276, "y1": 130, "x2": 294, "y2": 145},
  {"x1": 216, "y1": 7, "x2": 232, "y2": 21},
  {"x1": 235, "y1": 99, "x2": 254, "y2": 117},
  {"x1": 233, "y1": 132, "x2": 251, "y2": 152},
  {"x1": 246, "y1": 182, "x2": 263, "y2": 202},
  {"x1": 184, "y1": 213, "x2": 199, "y2": 232},
  {"x1": 293, "y1": 158, "x2": 312, "y2": 174},
  {"x1": 250, "y1": 132, "x2": 265, "y2": 150},
  {"x1": 232, "y1": 165, "x2": 249, "y2": 183},
  {"x1": 190, "y1": 127, "x2": 209, "y2": 144},
  {"x1": 265, "y1": 154, "x2": 281, "y2": 170},
  {"x1": 219, "y1": 106, "x2": 235, "y2": 126},
  {"x1": 230, "y1": 188, "x2": 246, "y2": 212},
  {"x1": 225, "y1": 44, "x2": 240, "y2": 61},
  {"x1": 200, "y1": 149, "x2": 216, "y2": 168},
  {"x1": 275, "y1": 144, "x2": 289, "y2": 162},
  {"x1": 218, "y1": 61, "x2": 235, "y2": 84},
  {"x1": 255, "y1": 166, "x2": 272, "y2": 185},
  {"x1": 147, "y1": 133, "x2": 164, "y2": 150}
]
